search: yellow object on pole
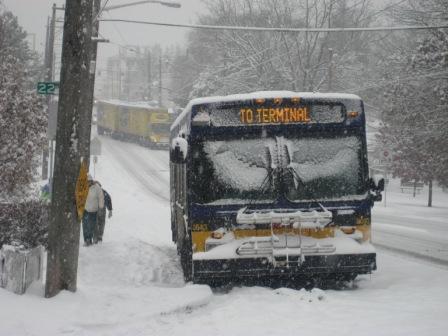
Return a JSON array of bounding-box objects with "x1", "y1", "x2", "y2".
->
[{"x1": 75, "y1": 159, "x2": 89, "y2": 220}]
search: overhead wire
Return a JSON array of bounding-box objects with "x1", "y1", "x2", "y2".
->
[
  {"x1": 104, "y1": 11, "x2": 130, "y2": 47},
  {"x1": 98, "y1": 1, "x2": 447, "y2": 104},
  {"x1": 99, "y1": 18, "x2": 448, "y2": 33},
  {"x1": 94, "y1": 0, "x2": 111, "y2": 23}
]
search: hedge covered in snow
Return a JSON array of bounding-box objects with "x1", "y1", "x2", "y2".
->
[{"x1": 0, "y1": 201, "x2": 49, "y2": 249}]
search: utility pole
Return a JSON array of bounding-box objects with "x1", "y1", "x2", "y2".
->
[
  {"x1": 45, "y1": 0, "x2": 93, "y2": 298},
  {"x1": 41, "y1": 17, "x2": 50, "y2": 180},
  {"x1": 328, "y1": 48, "x2": 334, "y2": 91},
  {"x1": 79, "y1": 0, "x2": 102, "y2": 161},
  {"x1": 146, "y1": 48, "x2": 152, "y2": 101},
  {"x1": 125, "y1": 49, "x2": 131, "y2": 100},
  {"x1": 41, "y1": 5, "x2": 57, "y2": 180},
  {"x1": 159, "y1": 54, "x2": 162, "y2": 107},
  {"x1": 118, "y1": 47, "x2": 123, "y2": 99},
  {"x1": 43, "y1": 4, "x2": 63, "y2": 181}
]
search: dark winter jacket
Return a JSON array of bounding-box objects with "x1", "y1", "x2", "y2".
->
[{"x1": 103, "y1": 189, "x2": 112, "y2": 211}]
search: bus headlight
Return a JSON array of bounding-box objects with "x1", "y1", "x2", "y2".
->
[
  {"x1": 340, "y1": 227, "x2": 356, "y2": 235},
  {"x1": 211, "y1": 227, "x2": 226, "y2": 239},
  {"x1": 205, "y1": 230, "x2": 234, "y2": 251}
]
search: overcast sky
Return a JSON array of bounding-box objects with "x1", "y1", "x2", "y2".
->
[{"x1": 3, "y1": 0, "x2": 205, "y2": 63}]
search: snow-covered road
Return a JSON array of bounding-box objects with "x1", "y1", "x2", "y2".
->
[
  {"x1": 102, "y1": 137, "x2": 170, "y2": 203},
  {"x1": 372, "y1": 180, "x2": 448, "y2": 265},
  {"x1": 1, "y1": 137, "x2": 448, "y2": 336}
]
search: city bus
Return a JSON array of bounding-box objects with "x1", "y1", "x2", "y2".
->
[{"x1": 170, "y1": 91, "x2": 383, "y2": 286}]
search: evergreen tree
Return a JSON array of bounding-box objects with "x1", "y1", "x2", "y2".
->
[{"x1": 0, "y1": 7, "x2": 46, "y2": 197}]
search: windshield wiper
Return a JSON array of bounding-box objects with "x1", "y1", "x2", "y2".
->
[
  {"x1": 245, "y1": 146, "x2": 276, "y2": 211},
  {"x1": 280, "y1": 142, "x2": 328, "y2": 213},
  {"x1": 287, "y1": 167, "x2": 330, "y2": 215}
]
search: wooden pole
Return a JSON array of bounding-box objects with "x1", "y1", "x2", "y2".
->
[{"x1": 45, "y1": 0, "x2": 93, "y2": 298}]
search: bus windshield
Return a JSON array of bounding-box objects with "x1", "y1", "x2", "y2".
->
[{"x1": 190, "y1": 134, "x2": 365, "y2": 205}]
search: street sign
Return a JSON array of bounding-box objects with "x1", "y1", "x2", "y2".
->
[
  {"x1": 75, "y1": 159, "x2": 89, "y2": 220},
  {"x1": 37, "y1": 82, "x2": 59, "y2": 95},
  {"x1": 90, "y1": 136, "x2": 102, "y2": 156}
]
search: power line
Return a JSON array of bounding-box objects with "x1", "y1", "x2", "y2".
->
[
  {"x1": 93, "y1": 0, "x2": 111, "y2": 23},
  {"x1": 104, "y1": 11, "x2": 129, "y2": 46},
  {"x1": 99, "y1": 18, "x2": 448, "y2": 33}
]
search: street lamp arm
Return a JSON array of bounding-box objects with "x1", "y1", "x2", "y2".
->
[{"x1": 103, "y1": 0, "x2": 181, "y2": 11}]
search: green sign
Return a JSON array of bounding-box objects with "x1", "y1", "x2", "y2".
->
[{"x1": 37, "y1": 82, "x2": 59, "y2": 95}]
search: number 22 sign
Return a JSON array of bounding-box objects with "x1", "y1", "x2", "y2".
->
[{"x1": 37, "y1": 82, "x2": 59, "y2": 95}]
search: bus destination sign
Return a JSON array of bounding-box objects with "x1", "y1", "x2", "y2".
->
[
  {"x1": 206, "y1": 103, "x2": 344, "y2": 127},
  {"x1": 240, "y1": 106, "x2": 310, "y2": 124}
]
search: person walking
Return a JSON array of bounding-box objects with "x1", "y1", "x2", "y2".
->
[
  {"x1": 82, "y1": 174, "x2": 104, "y2": 246},
  {"x1": 94, "y1": 188, "x2": 112, "y2": 243}
]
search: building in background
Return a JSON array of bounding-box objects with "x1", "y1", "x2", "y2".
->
[{"x1": 96, "y1": 45, "x2": 173, "y2": 108}]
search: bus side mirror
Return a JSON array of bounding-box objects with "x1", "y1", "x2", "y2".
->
[
  {"x1": 170, "y1": 137, "x2": 188, "y2": 163},
  {"x1": 368, "y1": 177, "x2": 384, "y2": 202},
  {"x1": 368, "y1": 177, "x2": 385, "y2": 192},
  {"x1": 368, "y1": 177, "x2": 375, "y2": 190},
  {"x1": 373, "y1": 193, "x2": 382, "y2": 202}
]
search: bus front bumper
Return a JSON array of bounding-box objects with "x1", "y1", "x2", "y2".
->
[{"x1": 192, "y1": 253, "x2": 376, "y2": 284}]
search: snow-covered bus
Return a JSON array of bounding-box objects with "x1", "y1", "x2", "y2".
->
[{"x1": 170, "y1": 91, "x2": 384, "y2": 286}]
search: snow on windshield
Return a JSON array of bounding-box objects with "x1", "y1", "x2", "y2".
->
[
  {"x1": 196, "y1": 135, "x2": 363, "y2": 204},
  {"x1": 203, "y1": 140, "x2": 274, "y2": 191},
  {"x1": 287, "y1": 137, "x2": 360, "y2": 183}
]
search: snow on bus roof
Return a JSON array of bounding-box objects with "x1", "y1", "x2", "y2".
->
[
  {"x1": 192, "y1": 91, "x2": 361, "y2": 104},
  {"x1": 171, "y1": 91, "x2": 362, "y2": 131}
]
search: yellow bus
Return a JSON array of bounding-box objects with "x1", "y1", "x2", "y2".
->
[{"x1": 96, "y1": 100, "x2": 170, "y2": 148}]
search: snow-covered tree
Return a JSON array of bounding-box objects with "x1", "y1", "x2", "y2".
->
[
  {"x1": 0, "y1": 7, "x2": 46, "y2": 197},
  {"x1": 379, "y1": 0, "x2": 448, "y2": 206},
  {"x1": 168, "y1": 0, "x2": 376, "y2": 103}
]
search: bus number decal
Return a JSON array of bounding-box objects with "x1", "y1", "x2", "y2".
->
[{"x1": 192, "y1": 223, "x2": 208, "y2": 232}]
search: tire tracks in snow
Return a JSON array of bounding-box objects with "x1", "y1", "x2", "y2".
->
[
  {"x1": 125, "y1": 145, "x2": 169, "y2": 186},
  {"x1": 102, "y1": 137, "x2": 170, "y2": 203},
  {"x1": 373, "y1": 230, "x2": 448, "y2": 267}
]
